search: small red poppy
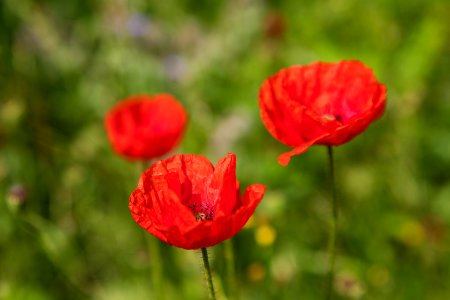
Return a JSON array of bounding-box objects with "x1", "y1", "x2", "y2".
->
[
  {"x1": 129, "y1": 153, "x2": 266, "y2": 250},
  {"x1": 105, "y1": 94, "x2": 187, "y2": 160},
  {"x1": 259, "y1": 60, "x2": 387, "y2": 166}
]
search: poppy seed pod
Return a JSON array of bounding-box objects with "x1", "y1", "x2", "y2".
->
[
  {"x1": 259, "y1": 60, "x2": 387, "y2": 166},
  {"x1": 105, "y1": 94, "x2": 187, "y2": 160},
  {"x1": 129, "y1": 153, "x2": 266, "y2": 250}
]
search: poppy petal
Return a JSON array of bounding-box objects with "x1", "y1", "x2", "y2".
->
[
  {"x1": 105, "y1": 94, "x2": 187, "y2": 160},
  {"x1": 231, "y1": 184, "x2": 266, "y2": 233},
  {"x1": 278, "y1": 132, "x2": 331, "y2": 166},
  {"x1": 212, "y1": 153, "x2": 237, "y2": 216}
]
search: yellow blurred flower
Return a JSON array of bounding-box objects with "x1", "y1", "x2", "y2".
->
[
  {"x1": 247, "y1": 263, "x2": 266, "y2": 282},
  {"x1": 398, "y1": 220, "x2": 425, "y2": 247},
  {"x1": 255, "y1": 224, "x2": 276, "y2": 247}
]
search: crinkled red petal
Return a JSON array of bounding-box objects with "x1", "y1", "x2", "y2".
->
[
  {"x1": 129, "y1": 154, "x2": 266, "y2": 250},
  {"x1": 259, "y1": 60, "x2": 387, "y2": 165}
]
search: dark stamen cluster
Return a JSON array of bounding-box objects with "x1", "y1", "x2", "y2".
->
[{"x1": 188, "y1": 201, "x2": 215, "y2": 221}]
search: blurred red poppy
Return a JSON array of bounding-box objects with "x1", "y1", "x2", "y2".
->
[
  {"x1": 259, "y1": 60, "x2": 387, "y2": 166},
  {"x1": 105, "y1": 94, "x2": 187, "y2": 160},
  {"x1": 129, "y1": 153, "x2": 266, "y2": 249}
]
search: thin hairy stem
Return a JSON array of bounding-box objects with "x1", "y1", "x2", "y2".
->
[
  {"x1": 201, "y1": 248, "x2": 217, "y2": 300},
  {"x1": 325, "y1": 146, "x2": 338, "y2": 300}
]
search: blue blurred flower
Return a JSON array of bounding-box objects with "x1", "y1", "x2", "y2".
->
[{"x1": 127, "y1": 13, "x2": 152, "y2": 38}]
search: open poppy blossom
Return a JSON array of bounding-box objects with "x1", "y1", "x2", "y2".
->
[
  {"x1": 129, "y1": 153, "x2": 266, "y2": 250},
  {"x1": 105, "y1": 94, "x2": 187, "y2": 160},
  {"x1": 259, "y1": 60, "x2": 387, "y2": 166}
]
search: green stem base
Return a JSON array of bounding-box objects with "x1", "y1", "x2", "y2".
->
[
  {"x1": 201, "y1": 248, "x2": 217, "y2": 300},
  {"x1": 325, "y1": 146, "x2": 338, "y2": 300}
]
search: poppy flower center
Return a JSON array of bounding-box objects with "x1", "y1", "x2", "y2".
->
[{"x1": 188, "y1": 201, "x2": 215, "y2": 221}]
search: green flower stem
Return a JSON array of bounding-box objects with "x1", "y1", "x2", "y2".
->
[
  {"x1": 148, "y1": 237, "x2": 164, "y2": 300},
  {"x1": 141, "y1": 161, "x2": 164, "y2": 300},
  {"x1": 224, "y1": 239, "x2": 237, "y2": 299},
  {"x1": 326, "y1": 146, "x2": 338, "y2": 300},
  {"x1": 201, "y1": 247, "x2": 217, "y2": 300}
]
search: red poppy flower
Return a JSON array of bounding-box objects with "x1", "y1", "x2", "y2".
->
[
  {"x1": 105, "y1": 94, "x2": 187, "y2": 160},
  {"x1": 129, "y1": 153, "x2": 266, "y2": 250},
  {"x1": 259, "y1": 60, "x2": 387, "y2": 166}
]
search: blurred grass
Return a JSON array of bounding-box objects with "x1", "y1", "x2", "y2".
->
[{"x1": 1, "y1": 0, "x2": 450, "y2": 299}]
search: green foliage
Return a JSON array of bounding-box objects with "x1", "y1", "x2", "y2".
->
[{"x1": 1, "y1": 0, "x2": 449, "y2": 299}]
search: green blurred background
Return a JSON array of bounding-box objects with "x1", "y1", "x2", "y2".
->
[{"x1": 1, "y1": 0, "x2": 449, "y2": 299}]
